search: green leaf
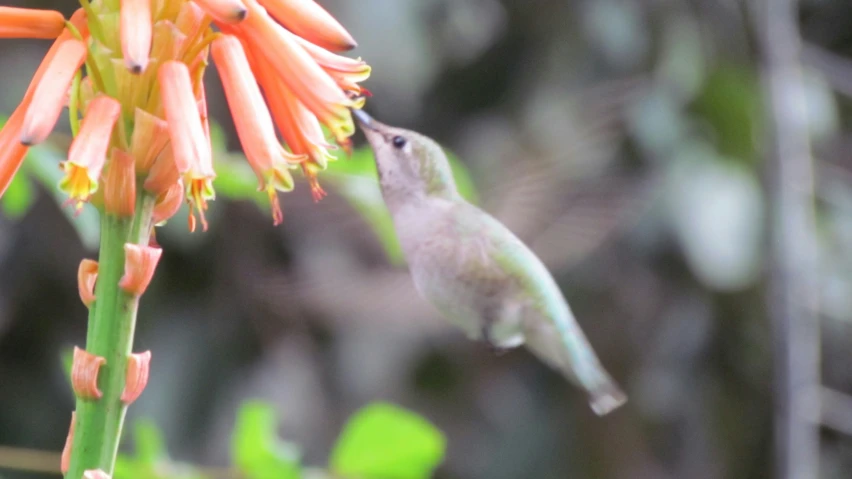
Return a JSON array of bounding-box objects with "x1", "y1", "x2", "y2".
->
[
  {"x1": 232, "y1": 401, "x2": 302, "y2": 479},
  {"x1": 330, "y1": 403, "x2": 446, "y2": 479},
  {"x1": 691, "y1": 66, "x2": 763, "y2": 163},
  {"x1": 115, "y1": 421, "x2": 207, "y2": 479},
  {"x1": 1, "y1": 173, "x2": 34, "y2": 218}
]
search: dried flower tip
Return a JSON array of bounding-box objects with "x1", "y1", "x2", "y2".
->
[
  {"x1": 260, "y1": 0, "x2": 356, "y2": 51},
  {"x1": 71, "y1": 347, "x2": 106, "y2": 400},
  {"x1": 195, "y1": 0, "x2": 248, "y2": 24},
  {"x1": 268, "y1": 188, "x2": 283, "y2": 226},
  {"x1": 104, "y1": 149, "x2": 137, "y2": 216},
  {"x1": 77, "y1": 259, "x2": 98, "y2": 307},
  {"x1": 0, "y1": 7, "x2": 66, "y2": 39},
  {"x1": 119, "y1": 244, "x2": 162, "y2": 296},
  {"x1": 120, "y1": 0, "x2": 152, "y2": 73},
  {"x1": 61, "y1": 96, "x2": 121, "y2": 212},
  {"x1": 83, "y1": 470, "x2": 111, "y2": 479},
  {"x1": 303, "y1": 164, "x2": 327, "y2": 202},
  {"x1": 152, "y1": 179, "x2": 184, "y2": 225},
  {"x1": 121, "y1": 351, "x2": 151, "y2": 404},
  {"x1": 20, "y1": 39, "x2": 87, "y2": 145},
  {"x1": 60, "y1": 411, "x2": 76, "y2": 474}
]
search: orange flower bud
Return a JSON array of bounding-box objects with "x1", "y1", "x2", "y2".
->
[
  {"x1": 0, "y1": 7, "x2": 66, "y2": 39},
  {"x1": 61, "y1": 411, "x2": 76, "y2": 474},
  {"x1": 121, "y1": 350, "x2": 151, "y2": 404},
  {"x1": 194, "y1": 0, "x2": 248, "y2": 24},
  {"x1": 119, "y1": 244, "x2": 162, "y2": 296},
  {"x1": 77, "y1": 259, "x2": 98, "y2": 307},
  {"x1": 152, "y1": 179, "x2": 184, "y2": 225},
  {"x1": 61, "y1": 96, "x2": 122, "y2": 212},
  {"x1": 130, "y1": 108, "x2": 170, "y2": 172},
  {"x1": 120, "y1": 0, "x2": 152, "y2": 73},
  {"x1": 71, "y1": 347, "x2": 106, "y2": 400},
  {"x1": 158, "y1": 61, "x2": 210, "y2": 174},
  {"x1": 258, "y1": 0, "x2": 356, "y2": 51},
  {"x1": 104, "y1": 149, "x2": 137, "y2": 216},
  {"x1": 20, "y1": 39, "x2": 87, "y2": 145}
]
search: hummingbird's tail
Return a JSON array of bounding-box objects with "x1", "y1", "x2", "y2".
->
[{"x1": 587, "y1": 378, "x2": 627, "y2": 416}]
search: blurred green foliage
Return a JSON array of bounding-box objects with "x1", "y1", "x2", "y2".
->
[
  {"x1": 329, "y1": 403, "x2": 446, "y2": 479},
  {"x1": 113, "y1": 401, "x2": 445, "y2": 479}
]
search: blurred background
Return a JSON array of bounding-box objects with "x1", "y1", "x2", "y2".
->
[{"x1": 2, "y1": 0, "x2": 852, "y2": 478}]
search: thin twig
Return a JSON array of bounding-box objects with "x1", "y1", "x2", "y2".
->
[{"x1": 753, "y1": 0, "x2": 822, "y2": 478}]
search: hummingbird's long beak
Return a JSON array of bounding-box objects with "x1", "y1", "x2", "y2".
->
[{"x1": 351, "y1": 108, "x2": 378, "y2": 131}]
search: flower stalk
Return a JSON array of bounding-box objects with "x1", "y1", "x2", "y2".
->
[{"x1": 67, "y1": 192, "x2": 157, "y2": 479}]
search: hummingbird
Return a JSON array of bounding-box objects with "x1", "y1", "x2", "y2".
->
[{"x1": 351, "y1": 109, "x2": 627, "y2": 415}]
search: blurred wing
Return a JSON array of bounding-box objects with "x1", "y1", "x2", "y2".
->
[{"x1": 483, "y1": 76, "x2": 653, "y2": 269}]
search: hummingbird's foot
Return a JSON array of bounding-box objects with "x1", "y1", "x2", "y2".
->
[{"x1": 481, "y1": 326, "x2": 510, "y2": 356}]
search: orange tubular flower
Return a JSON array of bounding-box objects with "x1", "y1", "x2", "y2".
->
[
  {"x1": 212, "y1": 35, "x2": 305, "y2": 224},
  {"x1": 0, "y1": 9, "x2": 88, "y2": 197},
  {"x1": 0, "y1": 7, "x2": 65, "y2": 39},
  {"x1": 158, "y1": 61, "x2": 216, "y2": 230},
  {"x1": 251, "y1": 56, "x2": 334, "y2": 201},
  {"x1": 61, "y1": 96, "x2": 122, "y2": 212},
  {"x1": 20, "y1": 39, "x2": 87, "y2": 145},
  {"x1": 259, "y1": 0, "x2": 356, "y2": 51},
  {"x1": 120, "y1": 0, "x2": 153, "y2": 73},
  {"x1": 235, "y1": 0, "x2": 363, "y2": 144}
]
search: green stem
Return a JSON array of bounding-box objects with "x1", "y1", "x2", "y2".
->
[{"x1": 65, "y1": 191, "x2": 156, "y2": 479}]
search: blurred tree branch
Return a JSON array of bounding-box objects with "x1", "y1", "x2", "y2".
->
[{"x1": 754, "y1": 0, "x2": 822, "y2": 478}]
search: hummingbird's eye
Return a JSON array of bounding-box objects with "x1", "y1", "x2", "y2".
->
[{"x1": 392, "y1": 136, "x2": 407, "y2": 149}]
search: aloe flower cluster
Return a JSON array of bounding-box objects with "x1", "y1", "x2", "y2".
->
[{"x1": 0, "y1": 1, "x2": 369, "y2": 478}]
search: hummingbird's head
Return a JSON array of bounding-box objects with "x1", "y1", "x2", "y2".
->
[{"x1": 352, "y1": 109, "x2": 458, "y2": 206}]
